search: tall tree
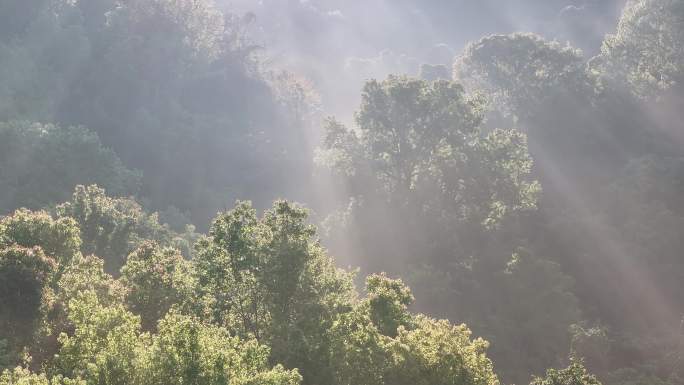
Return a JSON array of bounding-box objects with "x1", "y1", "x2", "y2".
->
[
  {"x1": 319, "y1": 75, "x2": 539, "y2": 271},
  {"x1": 193, "y1": 200, "x2": 356, "y2": 385}
]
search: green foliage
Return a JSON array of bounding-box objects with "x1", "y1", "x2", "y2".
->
[
  {"x1": 0, "y1": 246, "x2": 57, "y2": 367},
  {"x1": 56, "y1": 255, "x2": 124, "y2": 310},
  {"x1": 328, "y1": 280, "x2": 500, "y2": 385},
  {"x1": 48, "y1": 0, "x2": 315, "y2": 224},
  {"x1": 455, "y1": 33, "x2": 589, "y2": 117},
  {"x1": 49, "y1": 291, "x2": 301, "y2": 385},
  {"x1": 386, "y1": 316, "x2": 499, "y2": 385},
  {"x1": 449, "y1": 20, "x2": 684, "y2": 385},
  {"x1": 363, "y1": 274, "x2": 414, "y2": 337},
  {"x1": 338, "y1": 76, "x2": 500, "y2": 205},
  {"x1": 453, "y1": 32, "x2": 644, "y2": 180},
  {"x1": 56, "y1": 185, "x2": 176, "y2": 274},
  {"x1": 0, "y1": 209, "x2": 81, "y2": 266},
  {"x1": 194, "y1": 200, "x2": 356, "y2": 384},
  {"x1": 139, "y1": 311, "x2": 301, "y2": 385},
  {"x1": 0, "y1": 2, "x2": 90, "y2": 123},
  {"x1": 319, "y1": 76, "x2": 550, "y2": 384},
  {"x1": 0, "y1": 366, "x2": 83, "y2": 385},
  {"x1": 595, "y1": 0, "x2": 684, "y2": 97},
  {"x1": 51, "y1": 292, "x2": 140, "y2": 385},
  {"x1": 494, "y1": 250, "x2": 580, "y2": 379},
  {"x1": 49, "y1": 255, "x2": 127, "y2": 363},
  {"x1": 0, "y1": 201, "x2": 181, "y2": 366},
  {"x1": 0, "y1": 122, "x2": 140, "y2": 215},
  {"x1": 2, "y1": 1, "x2": 683, "y2": 384},
  {"x1": 120, "y1": 242, "x2": 194, "y2": 330},
  {"x1": 319, "y1": 76, "x2": 539, "y2": 271},
  {"x1": 0, "y1": 0, "x2": 317, "y2": 226},
  {"x1": 106, "y1": 0, "x2": 226, "y2": 61},
  {"x1": 531, "y1": 358, "x2": 602, "y2": 385},
  {"x1": 453, "y1": 31, "x2": 656, "y2": 175},
  {"x1": 328, "y1": 310, "x2": 391, "y2": 385},
  {"x1": 0, "y1": 189, "x2": 509, "y2": 385},
  {"x1": 407, "y1": 246, "x2": 582, "y2": 384},
  {"x1": 0, "y1": 246, "x2": 56, "y2": 322}
]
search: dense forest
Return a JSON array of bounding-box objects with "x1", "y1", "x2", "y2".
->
[{"x1": 0, "y1": 0, "x2": 683, "y2": 384}]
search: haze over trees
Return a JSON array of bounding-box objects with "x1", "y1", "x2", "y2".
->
[{"x1": 1, "y1": 1, "x2": 683, "y2": 385}]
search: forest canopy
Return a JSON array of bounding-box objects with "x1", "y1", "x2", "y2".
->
[{"x1": 1, "y1": 1, "x2": 684, "y2": 385}]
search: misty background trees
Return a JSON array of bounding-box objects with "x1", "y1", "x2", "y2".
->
[{"x1": 1, "y1": 0, "x2": 683, "y2": 385}]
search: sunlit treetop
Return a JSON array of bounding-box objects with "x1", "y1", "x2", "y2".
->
[
  {"x1": 56, "y1": 185, "x2": 177, "y2": 274},
  {"x1": 530, "y1": 357, "x2": 603, "y2": 385},
  {"x1": 454, "y1": 33, "x2": 589, "y2": 118},
  {"x1": 594, "y1": 0, "x2": 684, "y2": 98},
  {"x1": 0, "y1": 209, "x2": 81, "y2": 266}
]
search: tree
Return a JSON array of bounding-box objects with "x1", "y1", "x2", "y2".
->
[
  {"x1": 455, "y1": 33, "x2": 589, "y2": 119},
  {"x1": 0, "y1": 208, "x2": 118, "y2": 368},
  {"x1": 530, "y1": 357, "x2": 602, "y2": 385},
  {"x1": 386, "y1": 316, "x2": 499, "y2": 385},
  {"x1": 594, "y1": 0, "x2": 684, "y2": 98},
  {"x1": 402, "y1": 245, "x2": 582, "y2": 385},
  {"x1": 50, "y1": 255, "x2": 127, "y2": 361},
  {"x1": 363, "y1": 274, "x2": 414, "y2": 338},
  {"x1": 0, "y1": 2, "x2": 90, "y2": 123},
  {"x1": 0, "y1": 122, "x2": 139, "y2": 215},
  {"x1": 139, "y1": 311, "x2": 301, "y2": 385},
  {"x1": 56, "y1": 185, "x2": 177, "y2": 274},
  {"x1": 452, "y1": 27, "x2": 684, "y2": 384},
  {"x1": 455, "y1": 33, "x2": 604, "y2": 177},
  {"x1": 319, "y1": 76, "x2": 539, "y2": 271},
  {"x1": 120, "y1": 242, "x2": 194, "y2": 331},
  {"x1": 49, "y1": 291, "x2": 301, "y2": 385},
  {"x1": 56, "y1": 255, "x2": 124, "y2": 312},
  {"x1": 50, "y1": 0, "x2": 317, "y2": 225},
  {"x1": 0, "y1": 209, "x2": 81, "y2": 267},
  {"x1": 328, "y1": 310, "x2": 391, "y2": 385},
  {"x1": 328, "y1": 274, "x2": 500, "y2": 385},
  {"x1": 480, "y1": 250, "x2": 580, "y2": 383},
  {"x1": 51, "y1": 292, "x2": 140, "y2": 385},
  {"x1": 0, "y1": 366, "x2": 82, "y2": 385},
  {"x1": 0, "y1": 246, "x2": 56, "y2": 365},
  {"x1": 318, "y1": 76, "x2": 549, "y2": 384},
  {"x1": 193, "y1": 200, "x2": 356, "y2": 385},
  {"x1": 454, "y1": 32, "x2": 657, "y2": 180},
  {"x1": 0, "y1": 190, "x2": 507, "y2": 385}
]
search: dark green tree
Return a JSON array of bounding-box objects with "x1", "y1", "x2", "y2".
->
[
  {"x1": 0, "y1": 122, "x2": 139, "y2": 214},
  {"x1": 0, "y1": 246, "x2": 56, "y2": 367}
]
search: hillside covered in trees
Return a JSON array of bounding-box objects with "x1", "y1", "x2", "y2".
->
[{"x1": 1, "y1": 1, "x2": 683, "y2": 385}]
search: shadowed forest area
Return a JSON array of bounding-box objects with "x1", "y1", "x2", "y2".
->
[{"x1": 1, "y1": 1, "x2": 683, "y2": 385}]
